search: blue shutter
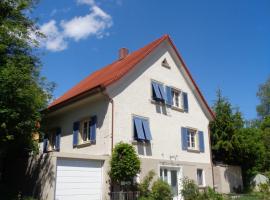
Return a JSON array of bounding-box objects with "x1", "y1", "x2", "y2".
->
[
  {"x1": 181, "y1": 127, "x2": 188, "y2": 150},
  {"x1": 134, "y1": 117, "x2": 146, "y2": 140},
  {"x1": 55, "y1": 128, "x2": 61, "y2": 151},
  {"x1": 89, "y1": 116, "x2": 97, "y2": 142},
  {"x1": 142, "y1": 119, "x2": 152, "y2": 141},
  {"x1": 165, "y1": 86, "x2": 173, "y2": 106},
  {"x1": 152, "y1": 82, "x2": 162, "y2": 100},
  {"x1": 183, "y1": 92, "x2": 189, "y2": 112},
  {"x1": 198, "y1": 131, "x2": 205, "y2": 153},
  {"x1": 43, "y1": 137, "x2": 48, "y2": 153},
  {"x1": 73, "y1": 121, "x2": 79, "y2": 147},
  {"x1": 158, "y1": 83, "x2": 166, "y2": 101}
]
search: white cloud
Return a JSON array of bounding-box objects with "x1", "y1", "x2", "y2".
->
[
  {"x1": 61, "y1": 6, "x2": 112, "y2": 41},
  {"x1": 39, "y1": 20, "x2": 67, "y2": 52},
  {"x1": 38, "y1": 1, "x2": 112, "y2": 52},
  {"x1": 77, "y1": 0, "x2": 95, "y2": 6}
]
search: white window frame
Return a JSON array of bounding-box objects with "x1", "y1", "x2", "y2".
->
[
  {"x1": 79, "y1": 118, "x2": 91, "y2": 144},
  {"x1": 187, "y1": 128, "x2": 199, "y2": 150},
  {"x1": 171, "y1": 88, "x2": 181, "y2": 109},
  {"x1": 196, "y1": 169, "x2": 205, "y2": 186}
]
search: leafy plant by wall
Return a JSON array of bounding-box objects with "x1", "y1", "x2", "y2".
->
[{"x1": 109, "y1": 142, "x2": 141, "y2": 184}]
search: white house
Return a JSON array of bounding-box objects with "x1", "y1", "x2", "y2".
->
[{"x1": 41, "y1": 34, "x2": 215, "y2": 200}]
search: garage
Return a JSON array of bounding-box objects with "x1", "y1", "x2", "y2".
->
[{"x1": 55, "y1": 158, "x2": 103, "y2": 200}]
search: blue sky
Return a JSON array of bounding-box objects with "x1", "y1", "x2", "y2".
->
[{"x1": 32, "y1": 0, "x2": 270, "y2": 120}]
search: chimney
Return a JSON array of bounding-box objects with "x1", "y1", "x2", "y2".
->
[{"x1": 118, "y1": 48, "x2": 129, "y2": 60}]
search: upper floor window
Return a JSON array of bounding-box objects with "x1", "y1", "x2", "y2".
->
[
  {"x1": 151, "y1": 81, "x2": 166, "y2": 102},
  {"x1": 187, "y1": 129, "x2": 196, "y2": 150},
  {"x1": 152, "y1": 82, "x2": 189, "y2": 112},
  {"x1": 133, "y1": 116, "x2": 152, "y2": 142},
  {"x1": 43, "y1": 128, "x2": 61, "y2": 153},
  {"x1": 72, "y1": 116, "x2": 97, "y2": 147},
  {"x1": 171, "y1": 88, "x2": 181, "y2": 108},
  {"x1": 80, "y1": 119, "x2": 90, "y2": 142},
  {"x1": 181, "y1": 127, "x2": 205, "y2": 153}
]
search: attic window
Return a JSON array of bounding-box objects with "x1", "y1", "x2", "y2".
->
[{"x1": 162, "y1": 58, "x2": 170, "y2": 69}]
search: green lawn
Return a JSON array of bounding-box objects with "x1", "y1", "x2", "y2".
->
[{"x1": 228, "y1": 193, "x2": 270, "y2": 200}]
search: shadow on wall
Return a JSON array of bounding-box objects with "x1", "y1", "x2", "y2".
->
[
  {"x1": 1, "y1": 153, "x2": 55, "y2": 199},
  {"x1": 224, "y1": 166, "x2": 243, "y2": 193}
]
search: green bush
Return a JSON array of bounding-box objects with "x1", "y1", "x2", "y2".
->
[
  {"x1": 138, "y1": 170, "x2": 155, "y2": 198},
  {"x1": 181, "y1": 177, "x2": 226, "y2": 200},
  {"x1": 151, "y1": 179, "x2": 173, "y2": 200},
  {"x1": 109, "y1": 142, "x2": 140, "y2": 184},
  {"x1": 181, "y1": 177, "x2": 200, "y2": 200}
]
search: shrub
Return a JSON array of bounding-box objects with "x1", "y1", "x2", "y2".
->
[
  {"x1": 181, "y1": 177, "x2": 200, "y2": 200},
  {"x1": 138, "y1": 170, "x2": 155, "y2": 198},
  {"x1": 181, "y1": 177, "x2": 226, "y2": 200},
  {"x1": 151, "y1": 179, "x2": 173, "y2": 200},
  {"x1": 109, "y1": 142, "x2": 140, "y2": 184}
]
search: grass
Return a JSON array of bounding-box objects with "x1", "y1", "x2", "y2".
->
[{"x1": 228, "y1": 193, "x2": 270, "y2": 200}]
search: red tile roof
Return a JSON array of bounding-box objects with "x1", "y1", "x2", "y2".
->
[{"x1": 48, "y1": 35, "x2": 214, "y2": 119}]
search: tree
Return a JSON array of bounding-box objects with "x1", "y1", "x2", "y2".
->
[
  {"x1": 0, "y1": 0, "x2": 53, "y2": 156},
  {"x1": 109, "y1": 142, "x2": 141, "y2": 186},
  {"x1": 210, "y1": 89, "x2": 244, "y2": 164},
  {"x1": 257, "y1": 76, "x2": 270, "y2": 119}
]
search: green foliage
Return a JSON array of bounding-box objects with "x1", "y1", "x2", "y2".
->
[
  {"x1": 0, "y1": 0, "x2": 54, "y2": 156},
  {"x1": 256, "y1": 76, "x2": 270, "y2": 118},
  {"x1": 151, "y1": 179, "x2": 173, "y2": 200},
  {"x1": 210, "y1": 89, "x2": 245, "y2": 164},
  {"x1": 210, "y1": 89, "x2": 270, "y2": 187},
  {"x1": 181, "y1": 177, "x2": 200, "y2": 200},
  {"x1": 138, "y1": 171, "x2": 172, "y2": 200},
  {"x1": 109, "y1": 142, "x2": 140, "y2": 184},
  {"x1": 181, "y1": 178, "x2": 226, "y2": 200},
  {"x1": 138, "y1": 170, "x2": 155, "y2": 198}
]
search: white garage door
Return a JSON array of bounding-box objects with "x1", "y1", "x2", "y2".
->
[{"x1": 55, "y1": 159, "x2": 103, "y2": 200}]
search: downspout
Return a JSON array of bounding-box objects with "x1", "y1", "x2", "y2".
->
[
  {"x1": 102, "y1": 90, "x2": 114, "y2": 154},
  {"x1": 208, "y1": 124, "x2": 216, "y2": 190}
]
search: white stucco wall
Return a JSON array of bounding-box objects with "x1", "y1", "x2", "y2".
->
[
  {"x1": 45, "y1": 93, "x2": 112, "y2": 156},
  {"x1": 107, "y1": 41, "x2": 212, "y2": 164}
]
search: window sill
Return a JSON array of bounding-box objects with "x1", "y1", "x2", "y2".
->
[
  {"x1": 150, "y1": 99, "x2": 165, "y2": 105},
  {"x1": 132, "y1": 140, "x2": 151, "y2": 145},
  {"x1": 76, "y1": 140, "x2": 96, "y2": 148},
  {"x1": 187, "y1": 148, "x2": 200, "y2": 153},
  {"x1": 45, "y1": 149, "x2": 58, "y2": 153},
  {"x1": 171, "y1": 106, "x2": 184, "y2": 112}
]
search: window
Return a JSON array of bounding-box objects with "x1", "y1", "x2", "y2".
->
[
  {"x1": 197, "y1": 169, "x2": 204, "y2": 186},
  {"x1": 171, "y1": 89, "x2": 181, "y2": 108},
  {"x1": 80, "y1": 119, "x2": 90, "y2": 143},
  {"x1": 133, "y1": 116, "x2": 152, "y2": 142},
  {"x1": 187, "y1": 129, "x2": 197, "y2": 150},
  {"x1": 151, "y1": 81, "x2": 166, "y2": 102},
  {"x1": 48, "y1": 132, "x2": 56, "y2": 150},
  {"x1": 43, "y1": 128, "x2": 61, "y2": 153},
  {"x1": 181, "y1": 127, "x2": 205, "y2": 152},
  {"x1": 72, "y1": 116, "x2": 97, "y2": 147}
]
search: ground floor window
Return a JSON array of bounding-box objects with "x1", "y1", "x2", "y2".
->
[
  {"x1": 160, "y1": 167, "x2": 179, "y2": 197},
  {"x1": 197, "y1": 169, "x2": 205, "y2": 186}
]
